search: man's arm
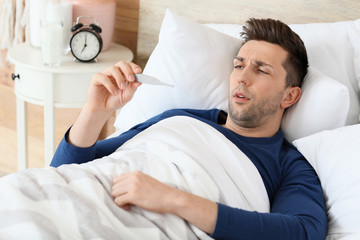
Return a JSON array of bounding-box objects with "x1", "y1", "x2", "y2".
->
[
  {"x1": 112, "y1": 171, "x2": 218, "y2": 234},
  {"x1": 68, "y1": 61, "x2": 142, "y2": 148},
  {"x1": 210, "y1": 159, "x2": 327, "y2": 239},
  {"x1": 112, "y1": 162, "x2": 327, "y2": 239},
  {"x1": 50, "y1": 61, "x2": 142, "y2": 167}
]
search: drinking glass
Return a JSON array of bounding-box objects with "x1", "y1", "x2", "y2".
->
[{"x1": 40, "y1": 19, "x2": 64, "y2": 66}]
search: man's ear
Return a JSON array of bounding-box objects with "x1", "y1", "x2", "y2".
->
[{"x1": 281, "y1": 87, "x2": 301, "y2": 109}]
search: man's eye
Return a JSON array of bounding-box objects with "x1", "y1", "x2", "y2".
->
[
  {"x1": 259, "y1": 69, "x2": 268, "y2": 74},
  {"x1": 235, "y1": 65, "x2": 243, "y2": 69}
]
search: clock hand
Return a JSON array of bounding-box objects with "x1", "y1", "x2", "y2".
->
[{"x1": 81, "y1": 34, "x2": 87, "y2": 53}]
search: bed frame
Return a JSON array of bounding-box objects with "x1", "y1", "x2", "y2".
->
[{"x1": 136, "y1": 0, "x2": 359, "y2": 68}]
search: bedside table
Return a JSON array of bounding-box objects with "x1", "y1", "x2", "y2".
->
[{"x1": 8, "y1": 42, "x2": 133, "y2": 170}]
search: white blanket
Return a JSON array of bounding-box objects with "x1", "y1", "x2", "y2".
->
[{"x1": 0, "y1": 116, "x2": 269, "y2": 239}]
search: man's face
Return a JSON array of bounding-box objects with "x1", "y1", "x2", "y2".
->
[{"x1": 228, "y1": 40, "x2": 288, "y2": 128}]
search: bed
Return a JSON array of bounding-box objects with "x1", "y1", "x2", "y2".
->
[{"x1": 1, "y1": 0, "x2": 360, "y2": 239}]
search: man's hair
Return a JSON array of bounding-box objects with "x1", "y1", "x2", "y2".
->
[{"x1": 240, "y1": 18, "x2": 308, "y2": 88}]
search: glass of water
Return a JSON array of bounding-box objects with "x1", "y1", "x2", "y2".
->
[{"x1": 40, "y1": 19, "x2": 64, "y2": 67}]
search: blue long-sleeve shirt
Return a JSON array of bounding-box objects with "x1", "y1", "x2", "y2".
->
[{"x1": 51, "y1": 108, "x2": 327, "y2": 240}]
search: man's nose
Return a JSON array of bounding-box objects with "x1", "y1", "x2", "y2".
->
[{"x1": 237, "y1": 66, "x2": 252, "y2": 86}]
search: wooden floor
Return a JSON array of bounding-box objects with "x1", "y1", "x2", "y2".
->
[{"x1": 0, "y1": 83, "x2": 115, "y2": 177}]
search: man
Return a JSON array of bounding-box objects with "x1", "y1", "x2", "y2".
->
[{"x1": 51, "y1": 18, "x2": 327, "y2": 239}]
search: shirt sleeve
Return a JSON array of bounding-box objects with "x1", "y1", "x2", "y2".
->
[
  {"x1": 211, "y1": 158, "x2": 327, "y2": 240},
  {"x1": 50, "y1": 128, "x2": 96, "y2": 167},
  {"x1": 50, "y1": 126, "x2": 143, "y2": 167}
]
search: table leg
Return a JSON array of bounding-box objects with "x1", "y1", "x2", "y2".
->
[
  {"x1": 44, "y1": 75, "x2": 56, "y2": 166},
  {"x1": 16, "y1": 97, "x2": 28, "y2": 171}
]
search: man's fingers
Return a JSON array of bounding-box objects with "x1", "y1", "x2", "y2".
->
[
  {"x1": 112, "y1": 172, "x2": 138, "y2": 196},
  {"x1": 104, "y1": 65, "x2": 126, "y2": 89},
  {"x1": 113, "y1": 194, "x2": 131, "y2": 209},
  {"x1": 101, "y1": 61, "x2": 141, "y2": 90},
  {"x1": 112, "y1": 178, "x2": 136, "y2": 210},
  {"x1": 111, "y1": 171, "x2": 173, "y2": 213},
  {"x1": 112, "y1": 171, "x2": 144, "y2": 200},
  {"x1": 115, "y1": 61, "x2": 137, "y2": 86},
  {"x1": 113, "y1": 171, "x2": 144, "y2": 183},
  {"x1": 113, "y1": 171, "x2": 132, "y2": 184},
  {"x1": 92, "y1": 73, "x2": 118, "y2": 95},
  {"x1": 128, "y1": 62, "x2": 142, "y2": 74},
  {"x1": 111, "y1": 180, "x2": 128, "y2": 197}
]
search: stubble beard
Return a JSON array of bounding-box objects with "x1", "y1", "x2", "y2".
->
[{"x1": 228, "y1": 89, "x2": 285, "y2": 128}]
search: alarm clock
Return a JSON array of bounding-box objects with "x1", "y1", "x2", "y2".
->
[{"x1": 70, "y1": 16, "x2": 103, "y2": 62}]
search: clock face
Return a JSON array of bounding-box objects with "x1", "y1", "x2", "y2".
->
[{"x1": 70, "y1": 30, "x2": 102, "y2": 62}]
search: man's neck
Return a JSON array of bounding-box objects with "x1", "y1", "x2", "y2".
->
[{"x1": 222, "y1": 116, "x2": 281, "y2": 138}]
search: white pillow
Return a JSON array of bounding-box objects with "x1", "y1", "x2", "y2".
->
[
  {"x1": 281, "y1": 67, "x2": 349, "y2": 142},
  {"x1": 347, "y1": 19, "x2": 360, "y2": 102},
  {"x1": 115, "y1": 9, "x2": 243, "y2": 132},
  {"x1": 293, "y1": 124, "x2": 360, "y2": 239},
  {"x1": 290, "y1": 21, "x2": 359, "y2": 125},
  {"x1": 114, "y1": 10, "x2": 350, "y2": 142}
]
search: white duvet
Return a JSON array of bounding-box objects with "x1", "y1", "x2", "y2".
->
[{"x1": 0, "y1": 116, "x2": 269, "y2": 239}]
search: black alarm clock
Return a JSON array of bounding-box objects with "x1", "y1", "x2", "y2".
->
[{"x1": 70, "y1": 16, "x2": 103, "y2": 62}]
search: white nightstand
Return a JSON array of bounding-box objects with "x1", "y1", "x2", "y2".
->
[{"x1": 8, "y1": 42, "x2": 133, "y2": 170}]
